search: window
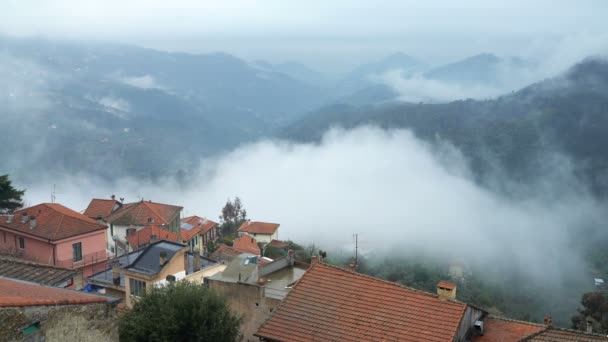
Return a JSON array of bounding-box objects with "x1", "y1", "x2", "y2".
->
[
  {"x1": 72, "y1": 242, "x2": 82, "y2": 261},
  {"x1": 129, "y1": 278, "x2": 146, "y2": 296},
  {"x1": 18, "y1": 237, "x2": 25, "y2": 249},
  {"x1": 2, "y1": 231, "x2": 6, "y2": 244},
  {"x1": 110, "y1": 224, "x2": 114, "y2": 237}
]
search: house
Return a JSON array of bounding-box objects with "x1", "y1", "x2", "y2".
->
[
  {"x1": 237, "y1": 221, "x2": 279, "y2": 243},
  {"x1": 126, "y1": 224, "x2": 179, "y2": 250},
  {"x1": 0, "y1": 203, "x2": 108, "y2": 279},
  {"x1": 83, "y1": 196, "x2": 122, "y2": 221},
  {"x1": 255, "y1": 259, "x2": 486, "y2": 342},
  {"x1": 181, "y1": 216, "x2": 218, "y2": 253},
  {"x1": 233, "y1": 235, "x2": 261, "y2": 256},
  {"x1": 471, "y1": 316, "x2": 608, "y2": 341},
  {"x1": 86, "y1": 240, "x2": 218, "y2": 307},
  {"x1": 0, "y1": 256, "x2": 80, "y2": 288},
  {"x1": 98, "y1": 199, "x2": 182, "y2": 255},
  {"x1": 0, "y1": 276, "x2": 119, "y2": 341},
  {"x1": 209, "y1": 244, "x2": 273, "y2": 265},
  {"x1": 207, "y1": 251, "x2": 307, "y2": 340}
]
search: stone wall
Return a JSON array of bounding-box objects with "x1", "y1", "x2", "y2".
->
[{"x1": 0, "y1": 302, "x2": 118, "y2": 342}]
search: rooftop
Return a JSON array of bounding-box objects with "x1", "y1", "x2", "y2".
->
[
  {"x1": 87, "y1": 249, "x2": 145, "y2": 287},
  {"x1": 0, "y1": 203, "x2": 107, "y2": 241},
  {"x1": 256, "y1": 262, "x2": 469, "y2": 342},
  {"x1": 0, "y1": 276, "x2": 110, "y2": 307},
  {"x1": 237, "y1": 221, "x2": 280, "y2": 235},
  {"x1": 471, "y1": 317, "x2": 545, "y2": 342},
  {"x1": 0, "y1": 256, "x2": 77, "y2": 287},
  {"x1": 125, "y1": 240, "x2": 185, "y2": 276},
  {"x1": 181, "y1": 215, "x2": 217, "y2": 235},
  {"x1": 233, "y1": 235, "x2": 261, "y2": 255},
  {"x1": 83, "y1": 198, "x2": 122, "y2": 219},
  {"x1": 126, "y1": 224, "x2": 179, "y2": 248},
  {"x1": 105, "y1": 200, "x2": 182, "y2": 226},
  {"x1": 522, "y1": 326, "x2": 608, "y2": 341}
]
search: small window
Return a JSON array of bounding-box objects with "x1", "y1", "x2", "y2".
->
[
  {"x1": 129, "y1": 278, "x2": 146, "y2": 296},
  {"x1": 2, "y1": 231, "x2": 6, "y2": 244},
  {"x1": 18, "y1": 237, "x2": 25, "y2": 249},
  {"x1": 72, "y1": 242, "x2": 82, "y2": 261}
]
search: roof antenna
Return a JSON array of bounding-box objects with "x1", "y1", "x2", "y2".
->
[{"x1": 51, "y1": 184, "x2": 56, "y2": 203}]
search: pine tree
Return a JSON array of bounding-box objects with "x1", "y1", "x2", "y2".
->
[{"x1": 0, "y1": 175, "x2": 24, "y2": 214}]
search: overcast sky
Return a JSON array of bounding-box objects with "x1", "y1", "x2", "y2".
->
[{"x1": 2, "y1": 0, "x2": 607, "y2": 72}]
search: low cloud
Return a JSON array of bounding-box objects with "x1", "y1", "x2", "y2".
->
[
  {"x1": 23, "y1": 126, "x2": 605, "y2": 282},
  {"x1": 121, "y1": 74, "x2": 165, "y2": 90}
]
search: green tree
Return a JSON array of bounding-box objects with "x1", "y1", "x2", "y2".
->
[
  {"x1": 218, "y1": 197, "x2": 247, "y2": 237},
  {"x1": 119, "y1": 281, "x2": 241, "y2": 342},
  {"x1": 571, "y1": 291, "x2": 608, "y2": 334},
  {"x1": 0, "y1": 175, "x2": 24, "y2": 214}
]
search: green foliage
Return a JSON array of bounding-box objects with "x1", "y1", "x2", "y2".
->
[
  {"x1": 206, "y1": 240, "x2": 218, "y2": 254},
  {"x1": 263, "y1": 245, "x2": 286, "y2": 259},
  {"x1": 218, "y1": 197, "x2": 247, "y2": 238},
  {"x1": 0, "y1": 175, "x2": 24, "y2": 214},
  {"x1": 119, "y1": 281, "x2": 241, "y2": 342},
  {"x1": 221, "y1": 236, "x2": 234, "y2": 246},
  {"x1": 571, "y1": 292, "x2": 608, "y2": 334}
]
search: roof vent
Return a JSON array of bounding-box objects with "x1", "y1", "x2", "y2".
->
[
  {"x1": 474, "y1": 320, "x2": 484, "y2": 336},
  {"x1": 29, "y1": 216, "x2": 36, "y2": 229}
]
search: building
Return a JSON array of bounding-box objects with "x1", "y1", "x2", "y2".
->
[
  {"x1": 233, "y1": 235, "x2": 262, "y2": 256},
  {"x1": 83, "y1": 197, "x2": 123, "y2": 221},
  {"x1": 209, "y1": 244, "x2": 273, "y2": 265},
  {"x1": 0, "y1": 276, "x2": 119, "y2": 341},
  {"x1": 255, "y1": 259, "x2": 486, "y2": 342},
  {"x1": 0, "y1": 256, "x2": 80, "y2": 288},
  {"x1": 237, "y1": 221, "x2": 280, "y2": 243},
  {"x1": 207, "y1": 251, "x2": 307, "y2": 340},
  {"x1": 0, "y1": 203, "x2": 108, "y2": 278},
  {"x1": 471, "y1": 316, "x2": 608, "y2": 341},
  {"x1": 86, "y1": 240, "x2": 218, "y2": 307},
  {"x1": 98, "y1": 199, "x2": 182, "y2": 255},
  {"x1": 126, "y1": 224, "x2": 179, "y2": 251},
  {"x1": 181, "y1": 215, "x2": 218, "y2": 253}
]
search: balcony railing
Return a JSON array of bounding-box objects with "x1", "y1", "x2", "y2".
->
[{"x1": 56, "y1": 250, "x2": 109, "y2": 269}]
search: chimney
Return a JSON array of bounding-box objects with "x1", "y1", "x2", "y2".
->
[
  {"x1": 29, "y1": 216, "x2": 36, "y2": 229},
  {"x1": 586, "y1": 319, "x2": 593, "y2": 334},
  {"x1": 160, "y1": 251, "x2": 167, "y2": 266},
  {"x1": 348, "y1": 263, "x2": 356, "y2": 272},
  {"x1": 311, "y1": 255, "x2": 318, "y2": 265},
  {"x1": 150, "y1": 234, "x2": 157, "y2": 242},
  {"x1": 6, "y1": 214, "x2": 13, "y2": 223},
  {"x1": 21, "y1": 212, "x2": 28, "y2": 223},
  {"x1": 111, "y1": 194, "x2": 116, "y2": 200},
  {"x1": 543, "y1": 315, "x2": 552, "y2": 326},
  {"x1": 193, "y1": 249, "x2": 201, "y2": 272},
  {"x1": 287, "y1": 249, "x2": 295, "y2": 266},
  {"x1": 112, "y1": 260, "x2": 121, "y2": 286},
  {"x1": 437, "y1": 281, "x2": 457, "y2": 300}
]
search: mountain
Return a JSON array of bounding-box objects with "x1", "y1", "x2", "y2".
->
[
  {"x1": 252, "y1": 60, "x2": 331, "y2": 86},
  {"x1": 282, "y1": 58, "x2": 608, "y2": 196},
  {"x1": 0, "y1": 36, "x2": 328, "y2": 180}
]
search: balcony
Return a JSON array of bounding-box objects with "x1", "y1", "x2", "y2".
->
[{"x1": 56, "y1": 250, "x2": 109, "y2": 269}]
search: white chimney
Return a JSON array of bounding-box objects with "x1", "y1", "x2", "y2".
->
[
  {"x1": 29, "y1": 216, "x2": 36, "y2": 229},
  {"x1": 6, "y1": 214, "x2": 13, "y2": 223},
  {"x1": 21, "y1": 213, "x2": 28, "y2": 223}
]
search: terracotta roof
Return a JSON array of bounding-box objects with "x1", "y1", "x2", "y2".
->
[
  {"x1": 522, "y1": 326, "x2": 608, "y2": 341},
  {"x1": 471, "y1": 317, "x2": 545, "y2": 342},
  {"x1": 256, "y1": 263, "x2": 469, "y2": 342},
  {"x1": 0, "y1": 277, "x2": 106, "y2": 307},
  {"x1": 181, "y1": 216, "x2": 217, "y2": 235},
  {"x1": 83, "y1": 199, "x2": 121, "y2": 219},
  {"x1": 126, "y1": 224, "x2": 179, "y2": 249},
  {"x1": 0, "y1": 203, "x2": 107, "y2": 241},
  {"x1": 0, "y1": 256, "x2": 77, "y2": 287},
  {"x1": 233, "y1": 236, "x2": 261, "y2": 256},
  {"x1": 269, "y1": 239, "x2": 289, "y2": 249},
  {"x1": 209, "y1": 245, "x2": 271, "y2": 265},
  {"x1": 238, "y1": 221, "x2": 280, "y2": 235},
  {"x1": 105, "y1": 200, "x2": 182, "y2": 226},
  {"x1": 438, "y1": 280, "x2": 456, "y2": 290},
  {"x1": 180, "y1": 226, "x2": 200, "y2": 242}
]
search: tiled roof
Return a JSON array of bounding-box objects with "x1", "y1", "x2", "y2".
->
[
  {"x1": 438, "y1": 280, "x2": 456, "y2": 290},
  {"x1": 181, "y1": 216, "x2": 217, "y2": 235},
  {"x1": 238, "y1": 221, "x2": 280, "y2": 235},
  {"x1": 125, "y1": 240, "x2": 185, "y2": 276},
  {"x1": 0, "y1": 203, "x2": 107, "y2": 241},
  {"x1": 0, "y1": 256, "x2": 77, "y2": 287},
  {"x1": 233, "y1": 236, "x2": 261, "y2": 255},
  {"x1": 522, "y1": 326, "x2": 608, "y2": 341},
  {"x1": 83, "y1": 199, "x2": 121, "y2": 219},
  {"x1": 269, "y1": 239, "x2": 289, "y2": 249},
  {"x1": 471, "y1": 317, "x2": 545, "y2": 342},
  {"x1": 105, "y1": 200, "x2": 182, "y2": 226},
  {"x1": 126, "y1": 224, "x2": 179, "y2": 249},
  {"x1": 0, "y1": 277, "x2": 106, "y2": 307},
  {"x1": 209, "y1": 244, "x2": 243, "y2": 262},
  {"x1": 256, "y1": 263, "x2": 468, "y2": 342}
]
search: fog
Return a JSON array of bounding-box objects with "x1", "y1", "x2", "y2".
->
[{"x1": 23, "y1": 126, "x2": 606, "y2": 281}]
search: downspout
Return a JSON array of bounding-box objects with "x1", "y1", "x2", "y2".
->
[{"x1": 51, "y1": 240, "x2": 56, "y2": 266}]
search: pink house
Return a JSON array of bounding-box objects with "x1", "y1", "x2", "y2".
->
[{"x1": 0, "y1": 203, "x2": 108, "y2": 279}]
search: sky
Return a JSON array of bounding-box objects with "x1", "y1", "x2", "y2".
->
[{"x1": 2, "y1": 0, "x2": 608, "y2": 72}]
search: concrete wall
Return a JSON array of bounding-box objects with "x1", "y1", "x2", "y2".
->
[
  {"x1": 0, "y1": 229, "x2": 54, "y2": 264},
  {"x1": 183, "y1": 264, "x2": 227, "y2": 284},
  {"x1": 208, "y1": 280, "x2": 281, "y2": 342},
  {"x1": 0, "y1": 302, "x2": 118, "y2": 342},
  {"x1": 455, "y1": 306, "x2": 485, "y2": 342},
  {"x1": 241, "y1": 231, "x2": 277, "y2": 244}
]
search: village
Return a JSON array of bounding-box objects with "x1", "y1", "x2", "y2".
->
[{"x1": 0, "y1": 194, "x2": 605, "y2": 341}]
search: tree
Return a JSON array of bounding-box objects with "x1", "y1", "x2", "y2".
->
[
  {"x1": 119, "y1": 281, "x2": 241, "y2": 341},
  {"x1": 571, "y1": 291, "x2": 608, "y2": 334},
  {"x1": 0, "y1": 175, "x2": 24, "y2": 214},
  {"x1": 218, "y1": 197, "x2": 247, "y2": 237}
]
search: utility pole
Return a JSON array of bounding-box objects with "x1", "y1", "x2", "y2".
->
[{"x1": 353, "y1": 233, "x2": 359, "y2": 269}]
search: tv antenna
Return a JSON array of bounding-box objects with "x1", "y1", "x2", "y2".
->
[
  {"x1": 51, "y1": 184, "x2": 56, "y2": 203},
  {"x1": 353, "y1": 233, "x2": 359, "y2": 270}
]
